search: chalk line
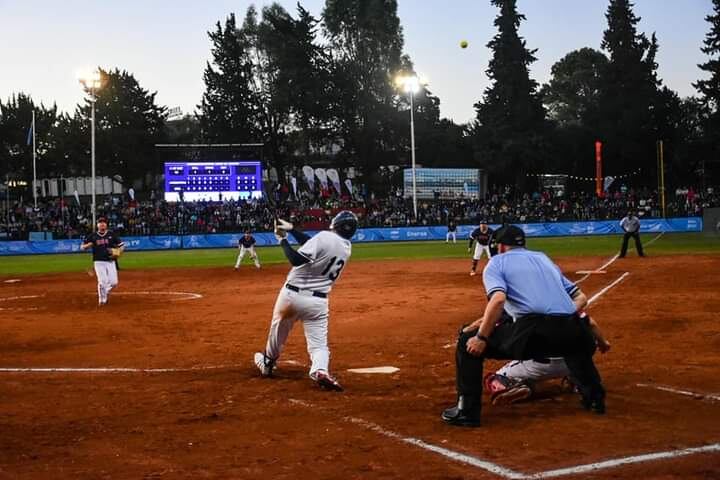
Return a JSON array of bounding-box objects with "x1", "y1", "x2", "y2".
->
[
  {"x1": 645, "y1": 231, "x2": 665, "y2": 247},
  {"x1": 0, "y1": 365, "x2": 242, "y2": 374},
  {"x1": 110, "y1": 291, "x2": 203, "y2": 301},
  {"x1": 587, "y1": 272, "x2": 629, "y2": 306},
  {"x1": 637, "y1": 383, "x2": 720, "y2": 402},
  {"x1": 575, "y1": 231, "x2": 662, "y2": 284}
]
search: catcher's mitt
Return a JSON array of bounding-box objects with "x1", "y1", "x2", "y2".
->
[
  {"x1": 484, "y1": 373, "x2": 533, "y2": 406},
  {"x1": 110, "y1": 247, "x2": 123, "y2": 258}
]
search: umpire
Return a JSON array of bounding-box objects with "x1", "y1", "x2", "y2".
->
[
  {"x1": 619, "y1": 210, "x2": 645, "y2": 258},
  {"x1": 442, "y1": 225, "x2": 606, "y2": 427}
]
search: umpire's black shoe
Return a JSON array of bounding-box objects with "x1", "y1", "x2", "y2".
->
[
  {"x1": 581, "y1": 396, "x2": 606, "y2": 415},
  {"x1": 441, "y1": 396, "x2": 481, "y2": 427}
]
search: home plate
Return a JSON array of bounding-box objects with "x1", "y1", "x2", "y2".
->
[
  {"x1": 347, "y1": 366, "x2": 399, "y2": 374},
  {"x1": 575, "y1": 270, "x2": 607, "y2": 274}
]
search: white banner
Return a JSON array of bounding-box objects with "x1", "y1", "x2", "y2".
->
[
  {"x1": 326, "y1": 169, "x2": 341, "y2": 193},
  {"x1": 344, "y1": 178, "x2": 353, "y2": 196},
  {"x1": 290, "y1": 177, "x2": 297, "y2": 198},
  {"x1": 302, "y1": 165, "x2": 315, "y2": 190},
  {"x1": 128, "y1": 187, "x2": 135, "y2": 201},
  {"x1": 603, "y1": 176, "x2": 615, "y2": 192},
  {"x1": 314, "y1": 168, "x2": 328, "y2": 189}
]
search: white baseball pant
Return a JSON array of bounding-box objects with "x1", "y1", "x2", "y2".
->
[
  {"x1": 473, "y1": 243, "x2": 492, "y2": 260},
  {"x1": 94, "y1": 260, "x2": 118, "y2": 304},
  {"x1": 496, "y1": 358, "x2": 570, "y2": 383},
  {"x1": 446, "y1": 231, "x2": 456, "y2": 243},
  {"x1": 235, "y1": 246, "x2": 260, "y2": 268},
  {"x1": 264, "y1": 287, "x2": 331, "y2": 377}
]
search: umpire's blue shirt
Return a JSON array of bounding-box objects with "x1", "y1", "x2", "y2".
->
[{"x1": 482, "y1": 248, "x2": 578, "y2": 319}]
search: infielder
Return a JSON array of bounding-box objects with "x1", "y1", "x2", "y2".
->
[
  {"x1": 446, "y1": 219, "x2": 458, "y2": 244},
  {"x1": 484, "y1": 311, "x2": 611, "y2": 405},
  {"x1": 234, "y1": 230, "x2": 261, "y2": 270},
  {"x1": 254, "y1": 211, "x2": 358, "y2": 391},
  {"x1": 468, "y1": 220, "x2": 494, "y2": 276},
  {"x1": 80, "y1": 217, "x2": 124, "y2": 306}
]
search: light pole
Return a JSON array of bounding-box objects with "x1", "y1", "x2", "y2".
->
[
  {"x1": 396, "y1": 74, "x2": 427, "y2": 220},
  {"x1": 78, "y1": 69, "x2": 102, "y2": 229}
]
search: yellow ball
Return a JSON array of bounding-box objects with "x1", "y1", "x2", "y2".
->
[{"x1": 460, "y1": 40, "x2": 469, "y2": 49}]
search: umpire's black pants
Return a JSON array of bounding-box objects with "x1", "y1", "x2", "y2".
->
[
  {"x1": 620, "y1": 231, "x2": 644, "y2": 257},
  {"x1": 456, "y1": 314, "x2": 604, "y2": 408}
]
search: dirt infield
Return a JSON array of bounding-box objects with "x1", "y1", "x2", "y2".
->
[{"x1": 1, "y1": 253, "x2": 719, "y2": 479}]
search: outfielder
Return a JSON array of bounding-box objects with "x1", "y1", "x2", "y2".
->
[
  {"x1": 468, "y1": 220, "x2": 494, "y2": 276},
  {"x1": 446, "y1": 219, "x2": 458, "y2": 244},
  {"x1": 80, "y1": 217, "x2": 124, "y2": 306},
  {"x1": 254, "y1": 211, "x2": 358, "y2": 391},
  {"x1": 484, "y1": 311, "x2": 611, "y2": 405},
  {"x1": 234, "y1": 230, "x2": 261, "y2": 270}
]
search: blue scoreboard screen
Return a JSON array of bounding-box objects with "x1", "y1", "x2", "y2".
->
[{"x1": 163, "y1": 161, "x2": 263, "y2": 201}]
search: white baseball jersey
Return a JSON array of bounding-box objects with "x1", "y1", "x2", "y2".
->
[{"x1": 285, "y1": 231, "x2": 352, "y2": 293}]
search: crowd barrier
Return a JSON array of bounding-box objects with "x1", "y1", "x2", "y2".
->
[{"x1": 0, "y1": 217, "x2": 703, "y2": 256}]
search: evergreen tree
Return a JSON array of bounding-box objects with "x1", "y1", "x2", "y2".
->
[
  {"x1": 597, "y1": 0, "x2": 660, "y2": 178},
  {"x1": 473, "y1": 0, "x2": 546, "y2": 185},
  {"x1": 199, "y1": 13, "x2": 258, "y2": 143},
  {"x1": 694, "y1": 0, "x2": 720, "y2": 183}
]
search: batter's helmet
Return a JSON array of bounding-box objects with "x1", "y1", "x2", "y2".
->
[{"x1": 330, "y1": 210, "x2": 358, "y2": 240}]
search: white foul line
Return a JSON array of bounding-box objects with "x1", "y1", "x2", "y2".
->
[
  {"x1": 526, "y1": 443, "x2": 720, "y2": 479},
  {"x1": 645, "y1": 231, "x2": 665, "y2": 247},
  {"x1": 575, "y1": 231, "x2": 663, "y2": 284},
  {"x1": 288, "y1": 399, "x2": 720, "y2": 479},
  {"x1": 587, "y1": 272, "x2": 629, "y2": 306},
  {"x1": 0, "y1": 365, "x2": 241, "y2": 373},
  {"x1": 637, "y1": 383, "x2": 720, "y2": 402}
]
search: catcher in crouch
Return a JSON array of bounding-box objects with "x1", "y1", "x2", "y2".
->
[
  {"x1": 480, "y1": 311, "x2": 611, "y2": 405},
  {"x1": 81, "y1": 217, "x2": 125, "y2": 306}
]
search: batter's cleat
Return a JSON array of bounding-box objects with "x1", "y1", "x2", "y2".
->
[
  {"x1": 491, "y1": 384, "x2": 532, "y2": 406},
  {"x1": 469, "y1": 271, "x2": 477, "y2": 276},
  {"x1": 253, "y1": 352, "x2": 275, "y2": 377},
  {"x1": 312, "y1": 371, "x2": 343, "y2": 391}
]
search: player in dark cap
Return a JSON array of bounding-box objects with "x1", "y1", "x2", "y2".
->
[{"x1": 442, "y1": 225, "x2": 606, "y2": 427}]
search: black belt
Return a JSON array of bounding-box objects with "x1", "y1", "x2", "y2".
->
[{"x1": 285, "y1": 284, "x2": 327, "y2": 298}]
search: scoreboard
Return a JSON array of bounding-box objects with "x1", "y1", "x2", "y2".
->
[{"x1": 163, "y1": 161, "x2": 263, "y2": 201}]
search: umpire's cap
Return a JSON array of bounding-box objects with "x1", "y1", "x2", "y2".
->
[
  {"x1": 330, "y1": 210, "x2": 358, "y2": 240},
  {"x1": 495, "y1": 225, "x2": 526, "y2": 247}
]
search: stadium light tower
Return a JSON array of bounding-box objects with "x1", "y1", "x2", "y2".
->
[
  {"x1": 396, "y1": 74, "x2": 427, "y2": 220},
  {"x1": 77, "y1": 68, "x2": 102, "y2": 229}
]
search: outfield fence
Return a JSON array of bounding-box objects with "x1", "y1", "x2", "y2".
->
[{"x1": 0, "y1": 217, "x2": 702, "y2": 256}]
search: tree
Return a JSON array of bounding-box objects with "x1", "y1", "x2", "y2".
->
[
  {"x1": 597, "y1": 0, "x2": 660, "y2": 178},
  {"x1": 323, "y1": 0, "x2": 406, "y2": 171},
  {"x1": 199, "y1": 13, "x2": 258, "y2": 143},
  {"x1": 694, "y1": 0, "x2": 720, "y2": 184},
  {"x1": 77, "y1": 68, "x2": 167, "y2": 185},
  {"x1": 541, "y1": 48, "x2": 608, "y2": 126},
  {"x1": 473, "y1": 0, "x2": 546, "y2": 184}
]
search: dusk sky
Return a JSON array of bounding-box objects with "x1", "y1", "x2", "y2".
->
[{"x1": 0, "y1": 0, "x2": 713, "y2": 123}]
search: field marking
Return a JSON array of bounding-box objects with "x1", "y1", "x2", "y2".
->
[
  {"x1": 575, "y1": 231, "x2": 662, "y2": 284},
  {"x1": 347, "y1": 366, "x2": 400, "y2": 374},
  {"x1": 3, "y1": 279, "x2": 22, "y2": 283},
  {"x1": 0, "y1": 365, "x2": 241, "y2": 374},
  {"x1": 288, "y1": 399, "x2": 527, "y2": 479},
  {"x1": 526, "y1": 443, "x2": 720, "y2": 479},
  {"x1": 289, "y1": 398, "x2": 720, "y2": 479},
  {"x1": 637, "y1": 383, "x2": 720, "y2": 402},
  {"x1": 644, "y1": 231, "x2": 665, "y2": 247},
  {"x1": 109, "y1": 291, "x2": 203, "y2": 301},
  {"x1": 587, "y1": 272, "x2": 629, "y2": 306},
  {"x1": 0, "y1": 294, "x2": 43, "y2": 311}
]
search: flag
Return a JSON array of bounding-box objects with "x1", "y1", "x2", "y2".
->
[{"x1": 26, "y1": 122, "x2": 33, "y2": 146}]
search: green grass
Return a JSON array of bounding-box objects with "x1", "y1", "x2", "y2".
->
[{"x1": 0, "y1": 232, "x2": 717, "y2": 276}]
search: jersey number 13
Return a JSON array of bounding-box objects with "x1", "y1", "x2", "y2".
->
[{"x1": 321, "y1": 257, "x2": 346, "y2": 280}]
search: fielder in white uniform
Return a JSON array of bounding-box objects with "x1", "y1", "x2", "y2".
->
[
  {"x1": 468, "y1": 221, "x2": 494, "y2": 276},
  {"x1": 485, "y1": 311, "x2": 611, "y2": 405},
  {"x1": 234, "y1": 231, "x2": 261, "y2": 269},
  {"x1": 80, "y1": 217, "x2": 125, "y2": 306},
  {"x1": 254, "y1": 211, "x2": 358, "y2": 391}
]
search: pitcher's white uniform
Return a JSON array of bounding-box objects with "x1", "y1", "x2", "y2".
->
[{"x1": 264, "y1": 231, "x2": 351, "y2": 378}]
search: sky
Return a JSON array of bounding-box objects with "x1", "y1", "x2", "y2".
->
[{"x1": 0, "y1": 0, "x2": 714, "y2": 124}]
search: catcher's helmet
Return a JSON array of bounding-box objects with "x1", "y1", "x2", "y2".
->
[{"x1": 330, "y1": 210, "x2": 358, "y2": 240}]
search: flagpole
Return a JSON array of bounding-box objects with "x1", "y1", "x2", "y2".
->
[{"x1": 32, "y1": 110, "x2": 37, "y2": 209}]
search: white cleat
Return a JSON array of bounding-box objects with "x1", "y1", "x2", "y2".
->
[
  {"x1": 469, "y1": 271, "x2": 477, "y2": 276},
  {"x1": 254, "y1": 352, "x2": 275, "y2": 377}
]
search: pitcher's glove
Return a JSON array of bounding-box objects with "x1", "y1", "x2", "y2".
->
[
  {"x1": 110, "y1": 247, "x2": 123, "y2": 259},
  {"x1": 484, "y1": 373, "x2": 533, "y2": 406}
]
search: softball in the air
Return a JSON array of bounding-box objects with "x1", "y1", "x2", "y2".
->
[{"x1": 460, "y1": 40, "x2": 469, "y2": 49}]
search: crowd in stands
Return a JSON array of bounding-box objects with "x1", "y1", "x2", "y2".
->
[{"x1": 1, "y1": 184, "x2": 717, "y2": 241}]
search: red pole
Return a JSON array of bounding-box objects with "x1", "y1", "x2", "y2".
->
[{"x1": 595, "y1": 141, "x2": 603, "y2": 198}]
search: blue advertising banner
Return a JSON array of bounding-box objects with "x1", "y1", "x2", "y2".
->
[{"x1": 0, "y1": 217, "x2": 703, "y2": 256}]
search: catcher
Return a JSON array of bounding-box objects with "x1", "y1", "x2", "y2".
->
[
  {"x1": 482, "y1": 311, "x2": 611, "y2": 405},
  {"x1": 81, "y1": 217, "x2": 125, "y2": 306}
]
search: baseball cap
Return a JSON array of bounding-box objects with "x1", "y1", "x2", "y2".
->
[
  {"x1": 495, "y1": 225, "x2": 525, "y2": 247},
  {"x1": 479, "y1": 219, "x2": 488, "y2": 225},
  {"x1": 97, "y1": 217, "x2": 108, "y2": 224}
]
